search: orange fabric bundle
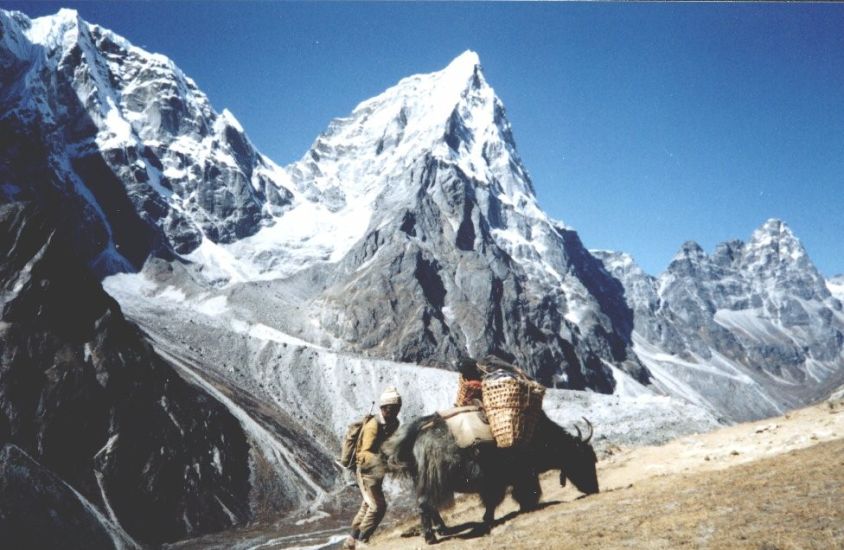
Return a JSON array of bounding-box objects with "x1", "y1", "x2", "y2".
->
[{"x1": 455, "y1": 376, "x2": 484, "y2": 406}]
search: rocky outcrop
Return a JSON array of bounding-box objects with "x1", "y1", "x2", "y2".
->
[{"x1": 317, "y1": 154, "x2": 644, "y2": 390}]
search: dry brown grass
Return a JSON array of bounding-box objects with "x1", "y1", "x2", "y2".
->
[{"x1": 370, "y1": 403, "x2": 844, "y2": 550}]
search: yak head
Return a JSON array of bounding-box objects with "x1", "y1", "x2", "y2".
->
[
  {"x1": 533, "y1": 414, "x2": 599, "y2": 495},
  {"x1": 560, "y1": 418, "x2": 599, "y2": 495}
]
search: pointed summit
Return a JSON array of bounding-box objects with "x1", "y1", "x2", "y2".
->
[
  {"x1": 291, "y1": 49, "x2": 534, "y2": 203},
  {"x1": 746, "y1": 218, "x2": 804, "y2": 261},
  {"x1": 439, "y1": 49, "x2": 483, "y2": 88},
  {"x1": 672, "y1": 240, "x2": 707, "y2": 261},
  {"x1": 740, "y1": 219, "x2": 826, "y2": 292},
  {"x1": 27, "y1": 8, "x2": 85, "y2": 48},
  {"x1": 751, "y1": 218, "x2": 796, "y2": 242},
  {"x1": 447, "y1": 49, "x2": 481, "y2": 70}
]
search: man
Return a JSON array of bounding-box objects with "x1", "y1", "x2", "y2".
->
[{"x1": 344, "y1": 386, "x2": 402, "y2": 549}]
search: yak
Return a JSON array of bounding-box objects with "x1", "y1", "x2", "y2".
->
[{"x1": 382, "y1": 411, "x2": 599, "y2": 544}]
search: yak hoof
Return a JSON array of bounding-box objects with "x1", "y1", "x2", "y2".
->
[{"x1": 424, "y1": 533, "x2": 438, "y2": 545}]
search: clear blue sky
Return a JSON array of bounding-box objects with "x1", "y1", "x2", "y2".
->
[{"x1": 9, "y1": 2, "x2": 844, "y2": 277}]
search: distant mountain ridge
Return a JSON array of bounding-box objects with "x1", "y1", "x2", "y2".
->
[{"x1": 595, "y1": 219, "x2": 844, "y2": 421}]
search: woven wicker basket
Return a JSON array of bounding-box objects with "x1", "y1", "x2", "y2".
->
[
  {"x1": 482, "y1": 374, "x2": 545, "y2": 448},
  {"x1": 522, "y1": 381, "x2": 546, "y2": 443},
  {"x1": 455, "y1": 375, "x2": 484, "y2": 406}
]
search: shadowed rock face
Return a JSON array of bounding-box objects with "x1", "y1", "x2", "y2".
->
[
  {"x1": 0, "y1": 444, "x2": 133, "y2": 550},
  {"x1": 0, "y1": 202, "x2": 252, "y2": 545}
]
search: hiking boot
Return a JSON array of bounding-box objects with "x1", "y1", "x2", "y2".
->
[{"x1": 341, "y1": 535, "x2": 356, "y2": 549}]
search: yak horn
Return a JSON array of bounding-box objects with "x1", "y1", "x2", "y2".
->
[{"x1": 581, "y1": 417, "x2": 593, "y2": 443}]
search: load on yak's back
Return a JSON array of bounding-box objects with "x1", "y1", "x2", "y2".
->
[
  {"x1": 452, "y1": 356, "x2": 546, "y2": 449},
  {"x1": 382, "y1": 356, "x2": 599, "y2": 545}
]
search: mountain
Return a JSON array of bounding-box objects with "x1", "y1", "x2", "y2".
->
[
  {"x1": 0, "y1": 8, "x2": 645, "y2": 391},
  {"x1": 0, "y1": 197, "x2": 343, "y2": 546},
  {"x1": 594, "y1": 220, "x2": 844, "y2": 421},
  {"x1": 0, "y1": 8, "x2": 655, "y2": 542},
  {"x1": 263, "y1": 49, "x2": 646, "y2": 389},
  {"x1": 0, "y1": 201, "x2": 255, "y2": 545},
  {"x1": 0, "y1": 8, "x2": 292, "y2": 275}
]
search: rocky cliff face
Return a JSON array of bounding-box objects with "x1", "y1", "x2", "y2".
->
[
  {"x1": 595, "y1": 221, "x2": 844, "y2": 421},
  {"x1": 0, "y1": 201, "x2": 255, "y2": 545}
]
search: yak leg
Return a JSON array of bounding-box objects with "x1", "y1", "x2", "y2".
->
[
  {"x1": 478, "y1": 483, "x2": 506, "y2": 535},
  {"x1": 431, "y1": 509, "x2": 449, "y2": 535},
  {"x1": 417, "y1": 497, "x2": 439, "y2": 545},
  {"x1": 512, "y1": 471, "x2": 542, "y2": 512}
]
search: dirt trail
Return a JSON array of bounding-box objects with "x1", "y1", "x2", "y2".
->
[{"x1": 368, "y1": 399, "x2": 844, "y2": 550}]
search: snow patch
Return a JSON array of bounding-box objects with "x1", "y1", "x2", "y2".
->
[{"x1": 827, "y1": 278, "x2": 844, "y2": 302}]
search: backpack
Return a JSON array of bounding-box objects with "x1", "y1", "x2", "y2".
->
[{"x1": 338, "y1": 414, "x2": 374, "y2": 470}]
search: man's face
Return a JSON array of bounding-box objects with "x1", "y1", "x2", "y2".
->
[{"x1": 381, "y1": 404, "x2": 400, "y2": 421}]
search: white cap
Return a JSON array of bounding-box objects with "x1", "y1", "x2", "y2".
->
[{"x1": 379, "y1": 386, "x2": 402, "y2": 406}]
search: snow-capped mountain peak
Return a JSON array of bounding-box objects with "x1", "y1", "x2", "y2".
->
[
  {"x1": 599, "y1": 221, "x2": 844, "y2": 422},
  {"x1": 26, "y1": 8, "x2": 83, "y2": 48},
  {"x1": 1, "y1": 7, "x2": 294, "y2": 268},
  {"x1": 739, "y1": 218, "x2": 831, "y2": 302},
  {"x1": 212, "y1": 49, "x2": 544, "y2": 281},
  {"x1": 289, "y1": 50, "x2": 533, "y2": 203}
]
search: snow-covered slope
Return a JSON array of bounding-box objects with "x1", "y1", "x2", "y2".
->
[
  {"x1": 102, "y1": 266, "x2": 718, "y2": 452},
  {"x1": 595, "y1": 221, "x2": 844, "y2": 422}
]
